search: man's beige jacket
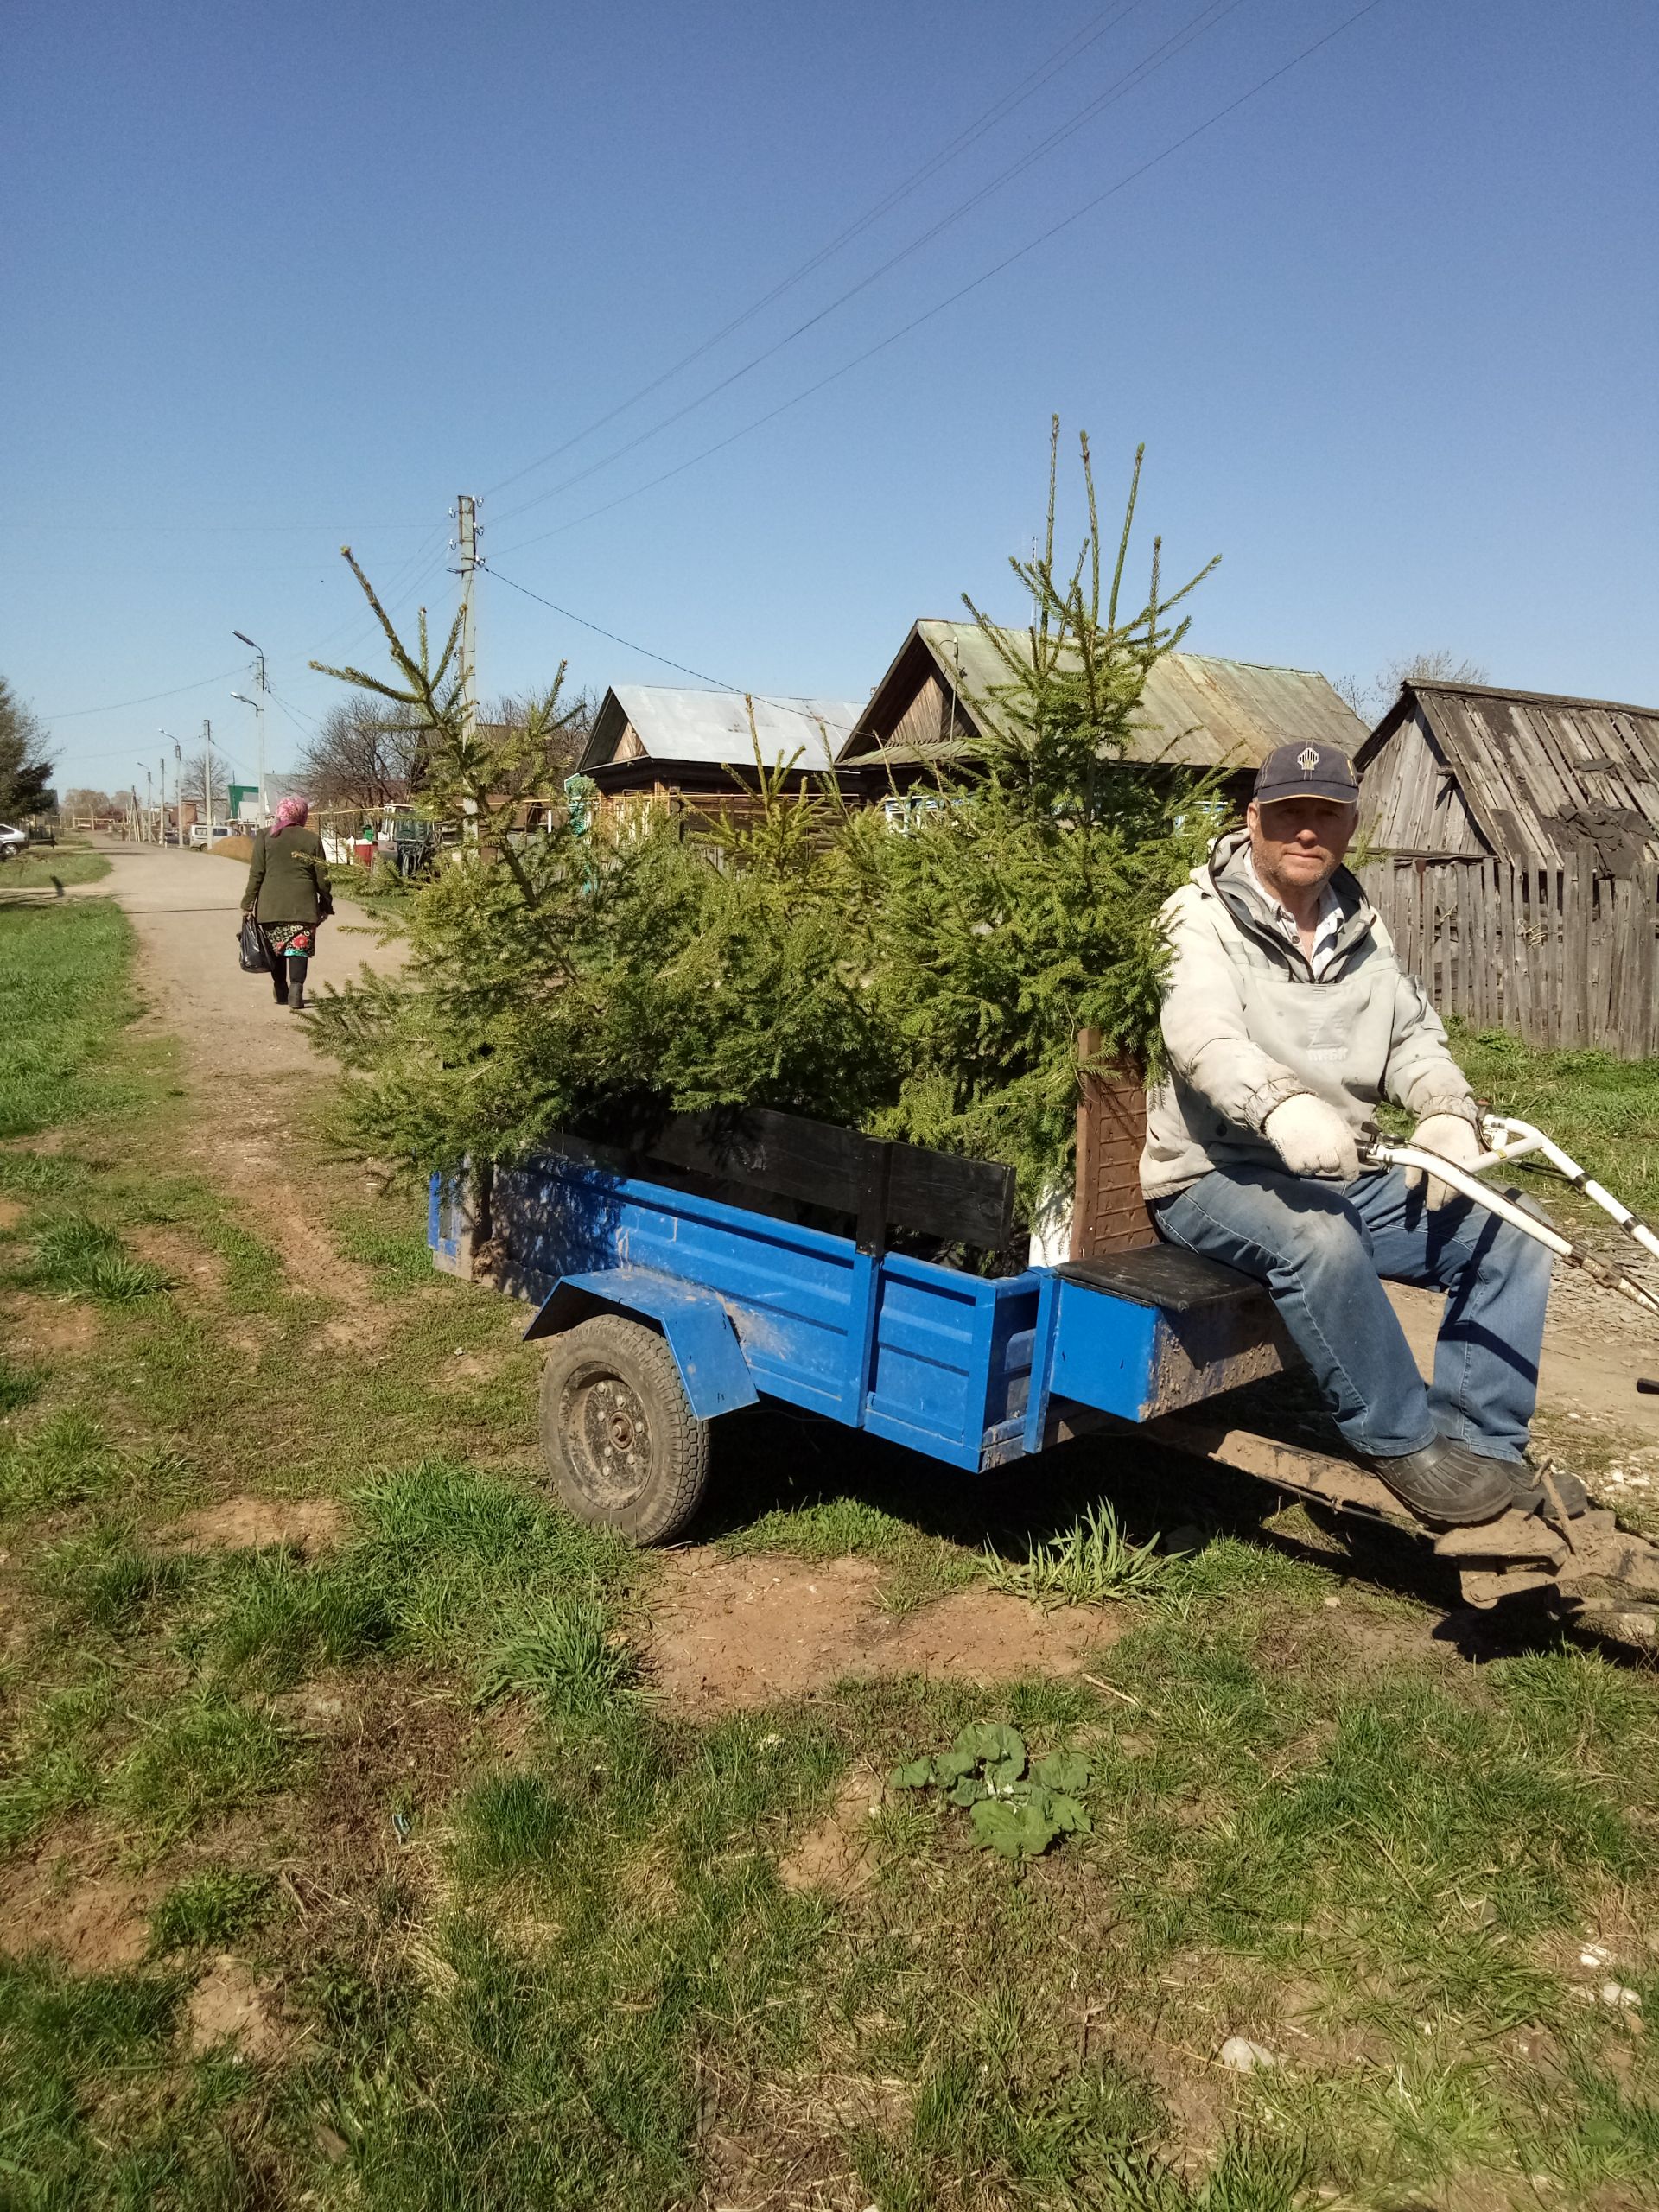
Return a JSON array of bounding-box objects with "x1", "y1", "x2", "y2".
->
[{"x1": 1140, "y1": 830, "x2": 1477, "y2": 1201}]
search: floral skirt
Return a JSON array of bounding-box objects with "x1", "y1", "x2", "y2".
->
[{"x1": 264, "y1": 923, "x2": 316, "y2": 958}]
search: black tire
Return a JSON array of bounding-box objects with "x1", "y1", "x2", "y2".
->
[{"x1": 538, "y1": 1313, "x2": 711, "y2": 1545}]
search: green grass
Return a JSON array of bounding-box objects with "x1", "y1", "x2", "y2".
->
[
  {"x1": 0, "y1": 897, "x2": 138, "y2": 1137},
  {"x1": 981, "y1": 1497, "x2": 1170, "y2": 1603},
  {"x1": 0, "y1": 843, "x2": 111, "y2": 893},
  {"x1": 149, "y1": 1868, "x2": 274, "y2": 1952},
  {"x1": 1446, "y1": 1019, "x2": 1659, "y2": 1217},
  {"x1": 30, "y1": 1211, "x2": 167, "y2": 1301}
]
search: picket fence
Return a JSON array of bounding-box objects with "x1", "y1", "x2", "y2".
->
[{"x1": 1359, "y1": 855, "x2": 1659, "y2": 1059}]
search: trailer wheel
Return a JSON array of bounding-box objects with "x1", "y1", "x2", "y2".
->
[{"x1": 538, "y1": 1314, "x2": 711, "y2": 1545}]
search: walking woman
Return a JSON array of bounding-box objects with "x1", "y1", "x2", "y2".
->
[{"x1": 242, "y1": 796, "x2": 333, "y2": 1012}]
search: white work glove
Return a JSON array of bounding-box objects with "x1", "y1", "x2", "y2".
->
[
  {"x1": 1403, "y1": 1111, "x2": 1483, "y2": 1211},
  {"x1": 1262, "y1": 1094, "x2": 1359, "y2": 1182}
]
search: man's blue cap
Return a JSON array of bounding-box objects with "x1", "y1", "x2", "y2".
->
[{"x1": 1253, "y1": 741, "x2": 1360, "y2": 806}]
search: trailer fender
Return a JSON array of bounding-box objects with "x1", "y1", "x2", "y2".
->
[{"x1": 523, "y1": 1267, "x2": 760, "y2": 1420}]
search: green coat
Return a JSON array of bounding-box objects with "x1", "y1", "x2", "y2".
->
[{"x1": 242, "y1": 826, "x2": 331, "y2": 926}]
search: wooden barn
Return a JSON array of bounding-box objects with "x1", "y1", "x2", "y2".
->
[
  {"x1": 576, "y1": 685, "x2": 865, "y2": 825},
  {"x1": 834, "y1": 618, "x2": 1366, "y2": 812},
  {"x1": 1356, "y1": 678, "x2": 1659, "y2": 1056}
]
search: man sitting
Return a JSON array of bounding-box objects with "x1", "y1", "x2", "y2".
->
[{"x1": 1140, "y1": 741, "x2": 1552, "y2": 1530}]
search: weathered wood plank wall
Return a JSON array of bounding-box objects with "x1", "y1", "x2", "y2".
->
[{"x1": 1360, "y1": 858, "x2": 1659, "y2": 1058}]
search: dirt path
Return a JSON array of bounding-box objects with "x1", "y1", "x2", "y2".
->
[
  {"x1": 69, "y1": 839, "x2": 409, "y2": 1320},
  {"x1": 74, "y1": 838, "x2": 404, "y2": 1079}
]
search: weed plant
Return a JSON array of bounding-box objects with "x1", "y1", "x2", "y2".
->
[{"x1": 31, "y1": 1212, "x2": 166, "y2": 1301}]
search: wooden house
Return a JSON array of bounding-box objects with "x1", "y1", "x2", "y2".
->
[
  {"x1": 834, "y1": 618, "x2": 1367, "y2": 812},
  {"x1": 1355, "y1": 679, "x2": 1659, "y2": 1056},
  {"x1": 576, "y1": 685, "x2": 865, "y2": 827}
]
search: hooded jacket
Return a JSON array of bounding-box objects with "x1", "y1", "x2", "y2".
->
[{"x1": 1140, "y1": 829, "x2": 1476, "y2": 1201}]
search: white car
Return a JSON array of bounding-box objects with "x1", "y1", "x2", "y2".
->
[
  {"x1": 0, "y1": 822, "x2": 27, "y2": 858},
  {"x1": 187, "y1": 821, "x2": 231, "y2": 848}
]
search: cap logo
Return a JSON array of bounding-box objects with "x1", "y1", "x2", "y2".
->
[{"x1": 1296, "y1": 747, "x2": 1321, "y2": 772}]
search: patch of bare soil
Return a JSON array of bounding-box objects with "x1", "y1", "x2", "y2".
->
[
  {"x1": 183, "y1": 1954, "x2": 285, "y2": 2057},
  {"x1": 778, "y1": 1764, "x2": 888, "y2": 1897},
  {"x1": 0, "y1": 1131, "x2": 67, "y2": 1156},
  {"x1": 129, "y1": 1224, "x2": 226, "y2": 1296},
  {"x1": 167, "y1": 1495, "x2": 346, "y2": 1558},
  {"x1": 0, "y1": 1197, "x2": 24, "y2": 1232},
  {"x1": 174, "y1": 1077, "x2": 391, "y2": 1349},
  {"x1": 2, "y1": 1291, "x2": 98, "y2": 1356},
  {"x1": 650, "y1": 1551, "x2": 1123, "y2": 1714},
  {"x1": 0, "y1": 1855, "x2": 166, "y2": 1971}
]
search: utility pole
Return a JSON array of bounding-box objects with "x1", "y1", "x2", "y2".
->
[
  {"x1": 158, "y1": 753, "x2": 167, "y2": 843},
  {"x1": 455, "y1": 494, "x2": 480, "y2": 838},
  {"x1": 202, "y1": 718, "x2": 214, "y2": 844},
  {"x1": 232, "y1": 632, "x2": 268, "y2": 817}
]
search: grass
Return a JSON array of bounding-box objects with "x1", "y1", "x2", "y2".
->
[
  {"x1": 150, "y1": 1868, "x2": 273, "y2": 1952},
  {"x1": 5, "y1": 899, "x2": 1659, "y2": 2209},
  {"x1": 981, "y1": 1497, "x2": 1170, "y2": 1603},
  {"x1": 1445, "y1": 1018, "x2": 1659, "y2": 1217},
  {"x1": 0, "y1": 843, "x2": 111, "y2": 894},
  {"x1": 30, "y1": 1212, "x2": 167, "y2": 1301},
  {"x1": 0, "y1": 896, "x2": 142, "y2": 1136}
]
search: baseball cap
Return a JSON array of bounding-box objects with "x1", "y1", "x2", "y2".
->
[{"x1": 1253, "y1": 741, "x2": 1359, "y2": 806}]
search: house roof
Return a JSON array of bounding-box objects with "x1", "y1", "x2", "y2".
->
[
  {"x1": 835, "y1": 619, "x2": 1367, "y2": 771},
  {"x1": 1357, "y1": 678, "x2": 1659, "y2": 869},
  {"x1": 581, "y1": 685, "x2": 862, "y2": 777}
]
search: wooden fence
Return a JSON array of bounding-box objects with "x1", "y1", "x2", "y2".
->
[{"x1": 1359, "y1": 855, "x2": 1659, "y2": 1058}]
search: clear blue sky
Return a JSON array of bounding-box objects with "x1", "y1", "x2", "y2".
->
[{"x1": 7, "y1": 0, "x2": 1656, "y2": 797}]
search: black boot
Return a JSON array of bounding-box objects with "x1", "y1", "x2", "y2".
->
[
  {"x1": 287, "y1": 955, "x2": 308, "y2": 1012},
  {"x1": 1503, "y1": 1453, "x2": 1589, "y2": 1522},
  {"x1": 1362, "y1": 1436, "x2": 1513, "y2": 1530},
  {"x1": 270, "y1": 957, "x2": 288, "y2": 1004}
]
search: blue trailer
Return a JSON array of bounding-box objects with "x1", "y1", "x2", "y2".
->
[{"x1": 429, "y1": 1109, "x2": 1659, "y2": 1627}]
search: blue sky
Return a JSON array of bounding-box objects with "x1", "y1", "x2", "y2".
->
[{"x1": 6, "y1": 0, "x2": 1656, "y2": 797}]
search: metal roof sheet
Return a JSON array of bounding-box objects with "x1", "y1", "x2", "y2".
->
[
  {"x1": 1360, "y1": 680, "x2": 1659, "y2": 868},
  {"x1": 582, "y1": 686, "x2": 863, "y2": 776},
  {"x1": 836, "y1": 620, "x2": 1366, "y2": 769}
]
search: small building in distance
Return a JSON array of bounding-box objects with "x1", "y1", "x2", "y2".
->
[
  {"x1": 576, "y1": 685, "x2": 866, "y2": 826},
  {"x1": 1355, "y1": 678, "x2": 1659, "y2": 1056},
  {"x1": 833, "y1": 618, "x2": 1366, "y2": 813}
]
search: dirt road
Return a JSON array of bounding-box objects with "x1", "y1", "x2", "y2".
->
[{"x1": 73, "y1": 839, "x2": 404, "y2": 1078}]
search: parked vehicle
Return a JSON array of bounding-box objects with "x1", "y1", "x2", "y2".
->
[
  {"x1": 431, "y1": 1103, "x2": 1659, "y2": 1635},
  {"x1": 0, "y1": 822, "x2": 29, "y2": 858},
  {"x1": 187, "y1": 821, "x2": 232, "y2": 848}
]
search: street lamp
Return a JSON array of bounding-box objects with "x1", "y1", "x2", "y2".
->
[
  {"x1": 232, "y1": 632, "x2": 268, "y2": 818},
  {"x1": 231, "y1": 693, "x2": 263, "y2": 826}
]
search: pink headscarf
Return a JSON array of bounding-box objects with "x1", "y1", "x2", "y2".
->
[{"x1": 271, "y1": 796, "x2": 309, "y2": 834}]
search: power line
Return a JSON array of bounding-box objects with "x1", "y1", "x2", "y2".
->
[
  {"x1": 480, "y1": 0, "x2": 1158, "y2": 505},
  {"x1": 491, "y1": 0, "x2": 1388, "y2": 563},
  {"x1": 42, "y1": 666, "x2": 245, "y2": 721},
  {"x1": 489, "y1": 0, "x2": 1247, "y2": 531},
  {"x1": 485, "y1": 564, "x2": 856, "y2": 738}
]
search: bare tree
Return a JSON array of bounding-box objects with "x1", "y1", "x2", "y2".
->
[
  {"x1": 1338, "y1": 650, "x2": 1492, "y2": 728},
  {"x1": 299, "y1": 697, "x2": 423, "y2": 810},
  {"x1": 62, "y1": 786, "x2": 116, "y2": 820},
  {"x1": 181, "y1": 752, "x2": 232, "y2": 813}
]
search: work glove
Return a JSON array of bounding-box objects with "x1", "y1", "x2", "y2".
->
[
  {"x1": 1403, "y1": 1111, "x2": 1483, "y2": 1211},
  {"x1": 1262, "y1": 1094, "x2": 1359, "y2": 1182}
]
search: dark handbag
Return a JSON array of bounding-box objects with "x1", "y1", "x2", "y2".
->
[{"x1": 238, "y1": 912, "x2": 270, "y2": 973}]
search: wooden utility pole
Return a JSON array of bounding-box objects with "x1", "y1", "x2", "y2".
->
[
  {"x1": 202, "y1": 719, "x2": 214, "y2": 842},
  {"x1": 455, "y1": 495, "x2": 480, "y2": 838}
]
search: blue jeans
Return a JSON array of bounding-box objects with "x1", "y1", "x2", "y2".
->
[{"x1": 1152, "y1": 1166, "x2": 1553, "y2": 1462}]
